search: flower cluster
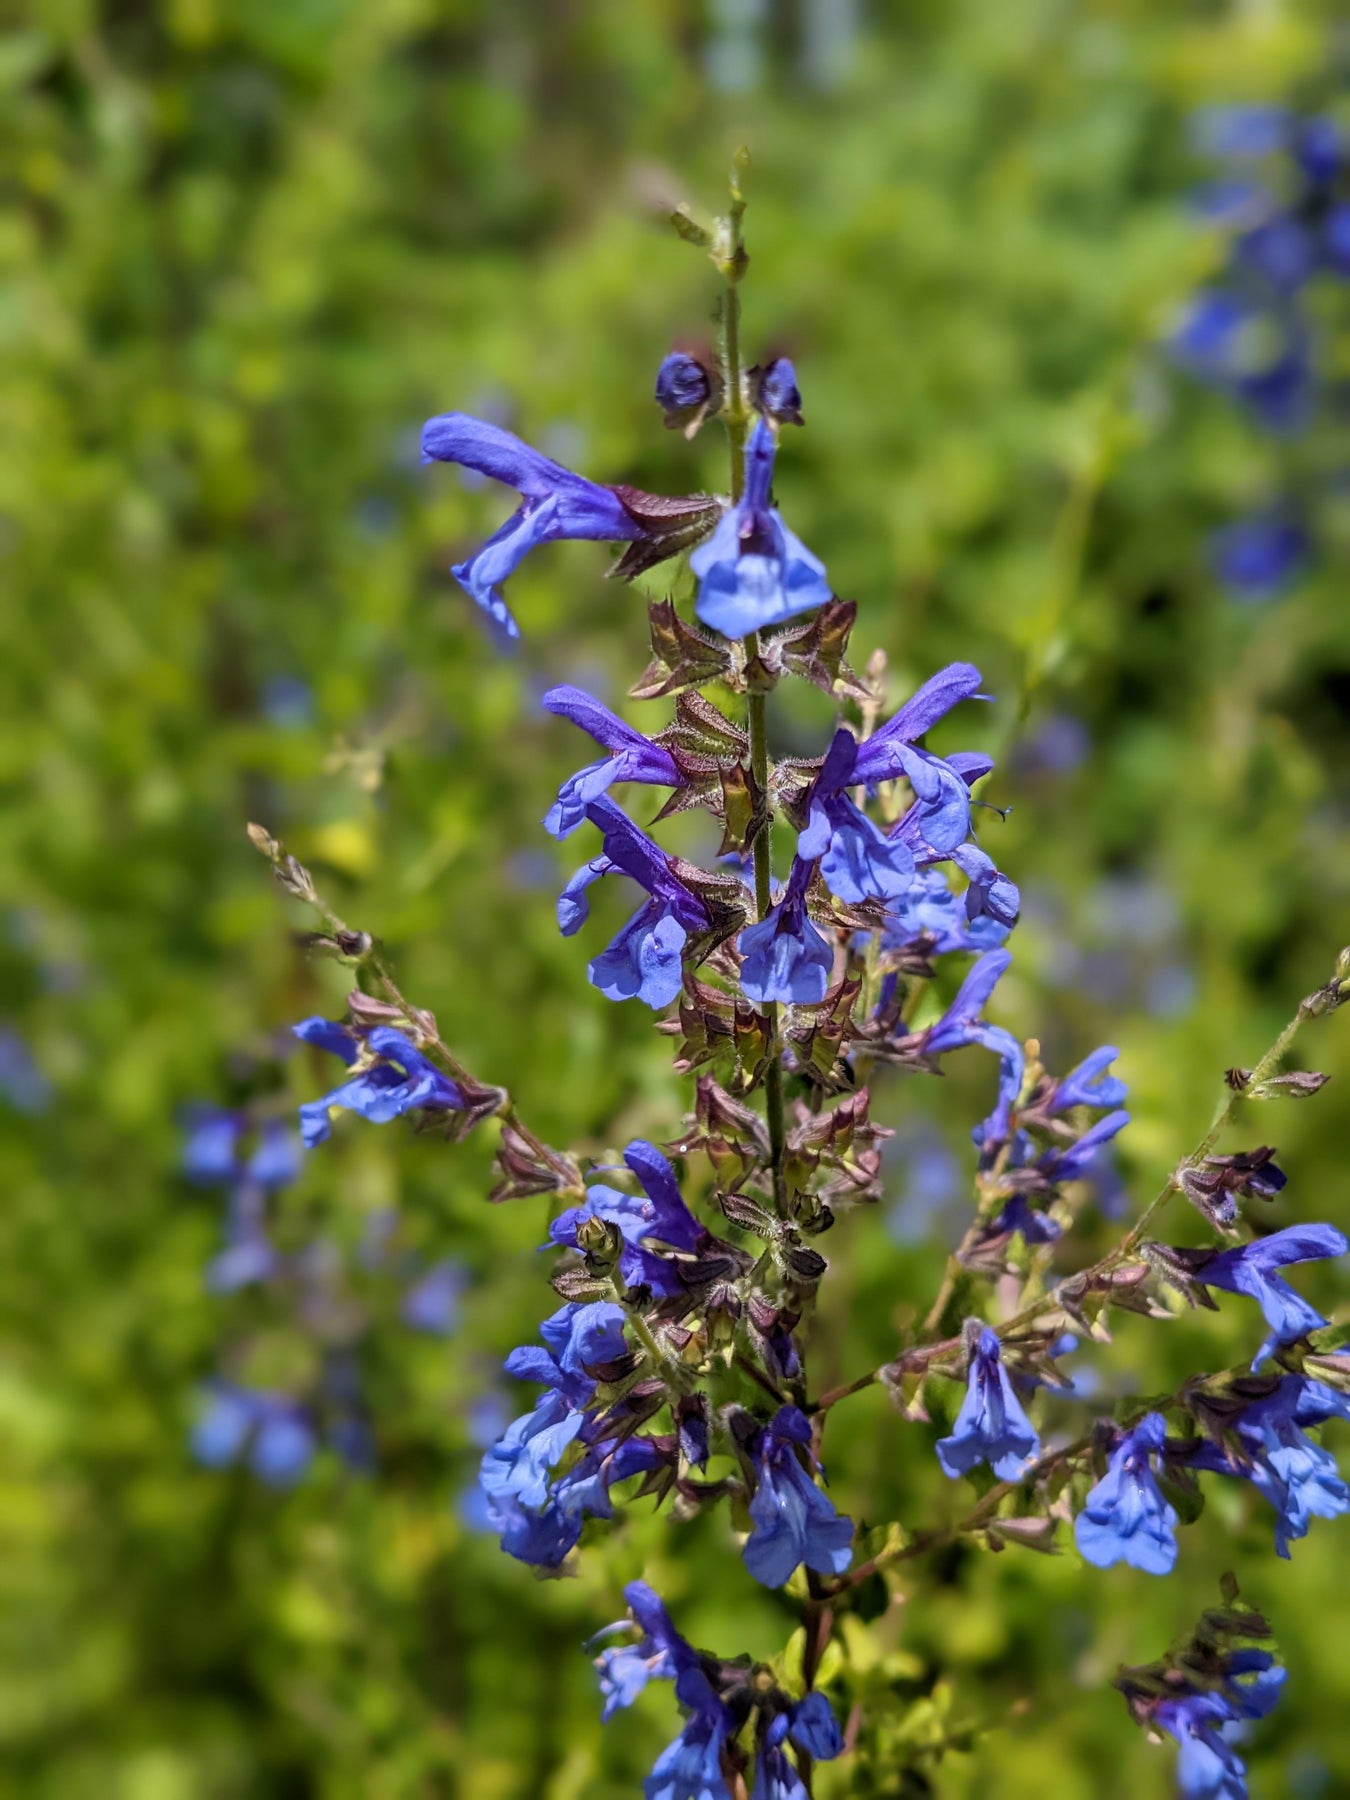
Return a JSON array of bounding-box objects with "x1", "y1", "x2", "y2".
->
[
  {"x1": 184, "y1": 1098, "x2": 464, "y2": 1486},
  {"x1": 593, "y1": 1582, "x2": 843, "y2": 1800},
  {"x1": 1117, "y1": 1585, "x2": 1287, "y2": 1798},
  {"x1": 240, "y1": 178, "x2": 1350, "y2": 1793},
  {"x1": 1169, "y1": 102, "x2": 1349, "y2": 599}
]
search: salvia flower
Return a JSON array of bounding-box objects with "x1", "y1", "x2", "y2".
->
[
  {"x1": 550, "y1": 1139, "x2": 707, "y2": 1296},
  {"x1": 478, "y1": 1301, "x2": 666, "y2": 1567},
  {"x1": 1049, "y1": 1045, "x2": 1128, "y2": 1113},
  {"x1": 880, "y1": 869, "x2": 1009, "y2": 956},
  {"x1": 593, "y1": 1579, "x2": 701, "y2": 1719},
  {"x1": 738, "y1": 858, "x2": 835, "y2": 1007},
  {"x1": 850, "y1": 662, "x2": 988, "y2": 854},
  {"x1": 560, "y1": 797, "x2": 729, "y2": 1009},
  {"x1": 690, "y1": 418, "x2": 831, "y2": 638},
  {"x1": 206, "y1": 1183, "x2": 280, "y2": 1293},
  {"x1": 1189, "y1": 1223, "x2": 1347, "y2": 1367},
  {"x1": 1188, "y1": 1375, "x2": 1350, "y2": 1558},
  {"x1": 1156, "y1": 1653, "x2": 1287, "y2": 1799},
  {"x1": 752, "y1": 1699, "x2": 843, "y2": 1800},
  {"x1": 1036, "y1": 1108, "x2": 1131, "y2": 1183},
  {"x1": 1074, "y1": 1411, "x2": 1179, "y2": 1575},
  {"x1": 646, "y1": 1671, "x2": 734, "y2": 1800},
  {"x1": 936, "y1": 1326, "x2": 1040, "y2": 1480},
  {"x1": 183, "y1": 1110, "x2": 302, "y2": 1190},
  {"x1": 420, "y1": 412, "x2": 717, "y2": 638},
  {"x1": 292, "y1": 1020, "x2": 466, "y2": 1147},
  {"x1": 797, "y1": 728, "x2": 916, "y2": 906},
  {"x1": 921, "y1": 949, "x2": 1024, "y2": 1144},
  {"x1": 542, "y1": 685, "x2": 683, "y2": 837},
  {"x1": 743, "y1": 1404, "x2": 854, "y2": 1588},
  {"x1": 399, "y1": 1258, "x2": 467, "y2": 1334}
]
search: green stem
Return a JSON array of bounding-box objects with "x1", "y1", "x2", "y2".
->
[{"x1": 717, "y1": 194, "x2": 788, "y2": 1219}]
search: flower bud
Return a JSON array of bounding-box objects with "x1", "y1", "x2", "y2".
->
[
  {"x1": 576, "y1": 1213, "x2": 623, "y2": 1264},
  {"x1": 654, "y1": 352, "x2": 720, "y2": 438},
  {"x1": 750, "y1": 356, "x2": 804, "y2": 426}
]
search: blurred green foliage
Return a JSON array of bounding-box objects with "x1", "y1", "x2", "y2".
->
[{"x1": 3, "y1": 1, "x2": 1350, "y2": 1795}]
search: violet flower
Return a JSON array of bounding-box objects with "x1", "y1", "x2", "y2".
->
[
  {"x1": 1190, "y1": 1223, "x2": 1346, "y2": 1367},
  {"x1": 559, "y1": 797, "x2": 725, "y2": 1009},
  {"x1": 690, "y1": 419, "x2": 831, "y2": 638},
  {"x1": 742, "y1": 1405, "x2": 854, "y2": 1588},
  {"x1": 421, "y1": 412, "x2": 716, "y2": 638},
  {"x1": 542, "y1": 685, "x2": 682, "y2": 839}
]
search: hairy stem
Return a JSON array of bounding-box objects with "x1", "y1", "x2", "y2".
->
[{"x1": 716, "y1": 191, "x2": 788, "y2": 1218}]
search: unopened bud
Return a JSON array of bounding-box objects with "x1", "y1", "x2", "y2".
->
[
  {"x1": 749, "y1": 356, "x2": 803, "y2": 426},
  {"x1": 654, "y1": 351, "x2": 721, "y2": 438}
]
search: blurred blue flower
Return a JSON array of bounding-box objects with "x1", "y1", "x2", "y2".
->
[
  {"x1": 1156, "y1": 1650, "x2": 1286, "y2": 1799},
  {"x1": 1209, "y1": 510, "x2": 1308, "y2": 601},
  {"x1": 191, "y1": 1382, "x2": 318, "y2": 1488}
]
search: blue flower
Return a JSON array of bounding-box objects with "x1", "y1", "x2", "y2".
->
[
  {"x1": 784, "y1": 1692, "x2": 843, "y2": 1761},
  {"x1": 560, "y1": 798, "x2": 728, "y2": 1009},
  {"x1": 921, "y1": 949, "x2": 1024, "y2": 1144},
  {"x1": 797, "y1": 729, "x2": 915, "y2": 906},
  {"x1": 420, "y1": 413, "x2": 716, "y2": 639},
  {"x1": 182, "y1": 1107, "x2": 243, "y2": 1184},
  {"x1": 936, "y1": 1327, "x2": 1040, "y2": 1480},
  {"x1": 292, "y1": 1021, "x2": 467, "y2": 1147},
  {"x1": 791, "y1": 664, "x2": 1018, "y2": 921},
  {"x1": 752, "y1": 1721, "x2": 808, "y2": 1800},
  {"x1": 206, "y1": 1184, "x2": 279, "y2": 1293},
  {"x1": 755, "y1": 356, "x2": 803, "y2": 426},
  {"x1": 478, "y1": 1302, "x2": 656, "y2": 1567},
  {"x1": 690, "y1": 419, "x2": 831, "y2": 638},
  {"x1": 743, "y1": 1405, "x2": 854, "y2": 1588},
  {"x1": 1209, "y1": 510, "x2": 1308, "y2": 601},
  {"x1": 191, "y1": 1382, "x2": 317, "y2": 1489},
  {"x1": 738, "y1": 859, "x2": 835, "y2": 1007},
  {"x1": 1050, "y1": 1045, "x2": 1127, "y2": 1112},
  {"x1": 880, "y1": 870, "x2": 1009, "y2": 956},
  {"x1": 1168, "y1": 291, "x2": 1312, "y2": 433},
  {"x1": 400, "y1": 1259, "x2": 467, "y2": 1334},
  {"x1": 1036, "y1": 1108, "x2": 1131, "y2": 1183},
  {"x1": 593, "y1": 1579, "x2": 702, "y2": 1719},
  {"x1": 542, "y1": 685, "x2": 683, "y2": 838},
  {"x1": 751, "y1": 1695, "x2": 843, "y2": 1800},
  {"x1": 1192, "y1": 1223, "x2": 1347, "y2": 1367},
  {"x1": 850, "y1": 662, "x2": 987, "y2": 849},
  {"x1": 1192, "y1": 103, "x2": 1290, "y2": 160},
  {"x1": 1155, "y1": 1651, "x2": 1287, "y2": 1799},
  {"x1": 645, "y1": 1672, "x2": 734, "y2": 1800},
  {"x1": 183, "y1": 1110, "x2": 302, "y2": 1189},
  {"x1": 550, "y1": 1140, "x2": 706, "y2": 1297},
  {"x1": 1188, "y1": 1376, "x2": 1350, "y2": 1559},
  {"x1": 1296, "y1": 115, "x2": 1342, "y2": 188},
  {"x1": 1074, "y1": 1412, "x2": 1178, "y2": 1574}
]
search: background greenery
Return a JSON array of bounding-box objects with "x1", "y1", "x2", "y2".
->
[{"x1": 4, "y1": 0, "x2": 1350, "y2": 1794}]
